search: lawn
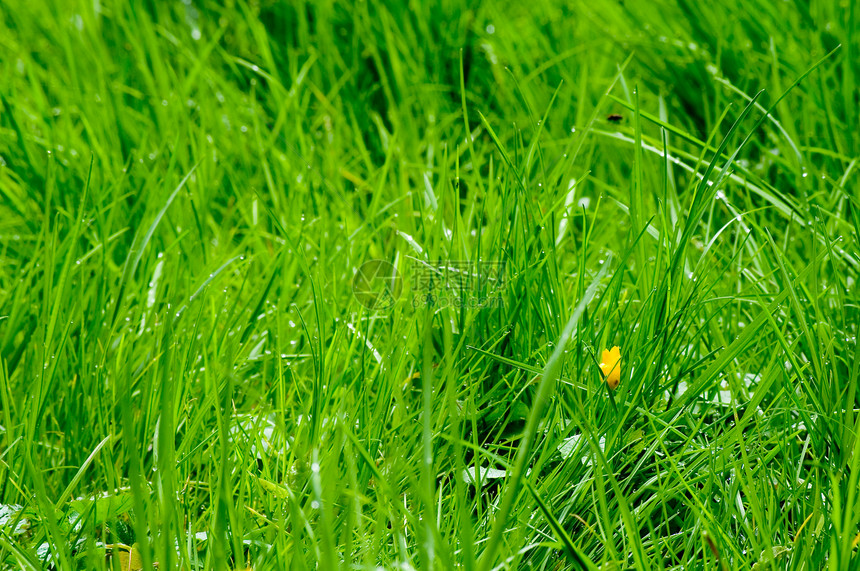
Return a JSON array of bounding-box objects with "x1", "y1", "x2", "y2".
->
[{"x1": 1, "y1": 0, "x2": 859, "y2": 569}]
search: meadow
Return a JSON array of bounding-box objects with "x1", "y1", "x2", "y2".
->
[{"x1": 1, "y1": 0, "x2": 859, "y2": 569}]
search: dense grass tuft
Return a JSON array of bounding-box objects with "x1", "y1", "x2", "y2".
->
[{"x1": 1, "y1": 1, "x2": 859, "y2": 569}]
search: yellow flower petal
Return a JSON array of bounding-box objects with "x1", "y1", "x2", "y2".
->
[{"x1": 599, "y1": 346, "x2": 621, "y2": 390}]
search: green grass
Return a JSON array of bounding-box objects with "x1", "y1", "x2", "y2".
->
[{"x1": 1, "y1": 0, "x2": 859, "y2": 569}]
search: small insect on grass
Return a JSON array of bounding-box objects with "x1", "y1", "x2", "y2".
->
[
  {"x1": 607, "y1": 113, "x2": 623, "y2": 123},
  {"x1": 599, "y1": 346, "x2": 621, "y2": 390}
]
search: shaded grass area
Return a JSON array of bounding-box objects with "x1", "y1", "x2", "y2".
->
[{"x1": 0, "y1": 0, "x2": 859, "y2": 569}]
